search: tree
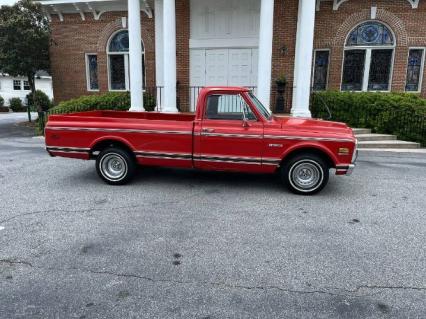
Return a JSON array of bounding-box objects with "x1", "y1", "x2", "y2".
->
[{"x1": 0, "y1": 0, "x2": 50, "y2": 122}]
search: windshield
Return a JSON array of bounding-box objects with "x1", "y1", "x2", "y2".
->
[{"x1": 248, "y1": 93, "x2": 272, "y2": 120}]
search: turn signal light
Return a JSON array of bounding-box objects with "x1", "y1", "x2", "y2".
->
[{"x1": 338, "y1": 147, "x2": 350, "y2": 155}]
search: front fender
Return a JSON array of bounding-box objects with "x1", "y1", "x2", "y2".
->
[{"x1": 279, "y1": 142, "x2": 339, "y2": 167}]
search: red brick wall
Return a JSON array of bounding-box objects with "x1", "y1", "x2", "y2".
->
[
  {"x1": 271, "y1": 0, "x2": 299, "y2": 112},
  {"x1": 49, "y1": 11, "x2": 156, "y2": 103},
  {"x1": 176, "y1": 0, "x2": 190, "y2": 112},
  {"x1": 49, "y1": 0, "x2": 426, "y2": 107},
  {"x1": 313, "y1": 0, "x2": 426, "y2": 96}
]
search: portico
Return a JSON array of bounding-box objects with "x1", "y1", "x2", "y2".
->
[{"x1": 40, "y1": 0, "x2": 318, "y2": 117}]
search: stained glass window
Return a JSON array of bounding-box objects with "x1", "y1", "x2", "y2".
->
[
  {"x1": 108, "y1": 30, "x2": 145, "y2": 53},
  {"x1": 107, "y1": 30, "x2": 146, "y2": 90},
  {"x1": 342, "y1": 22, "x2": 395, "y2": 92},
  {"x1": 86, "y1": 54, "x2": 99, "y2": 91},
  {"x1": 342, "y1": 50, "x2": 366, "y2": 91},
  {"x1": 346, "y1": 22, "x2": 394, "y2": 47},
  {"x1": 109, "y1": 31, "x2": 129, "y2": 52},
  {"x1": 110, "y1": 55, "x2": 126, "y2": 90},
  {"x1": 406, "y1": 49, "x2": 424, "y2": 92},
  {"x1": 368, "y1": 49, "x2": 393, "y2": 91},
  {"x1": 313, "y1": 50, "x2": 330, "y2": 91}
]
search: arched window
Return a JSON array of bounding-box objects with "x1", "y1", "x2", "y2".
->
[
  {"x1": 342, "y1": 22, "x2": 395, "y2": 92},
  {"x1": 107, "y1": 30, "x2": 145, "y2": 91}
]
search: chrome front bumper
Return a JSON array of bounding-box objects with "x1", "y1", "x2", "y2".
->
[
  {"x1": 345, "y1": 164, "x2": 356, "y2": 176},
  {"x1": 336, "y1": 149, "x2": 358, "y2": 176}
]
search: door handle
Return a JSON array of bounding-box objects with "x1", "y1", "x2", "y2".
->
[{"x1": 202, "y1": 128, "x2": 215, "y2": 133}]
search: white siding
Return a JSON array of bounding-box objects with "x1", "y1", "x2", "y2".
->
[{"x1": 0, "y1": 76, "x2": 53, "y2": 106}]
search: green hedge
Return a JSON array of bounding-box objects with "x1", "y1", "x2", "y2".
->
[
  {"x1": 9, "y1": 97, "x2": 25, "y2": 112},
  {"x1": 50, "y1": 91, "x2": 156, "y2": 114},
  {"x1": 311, "y1": 91, "x2": 426, "y2": 146},
  {"x1": 27, "y1": 90, "x2": 52, "y2": 111}
]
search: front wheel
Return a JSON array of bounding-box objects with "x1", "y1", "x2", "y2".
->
[
  {"x1": 280, "y1": 153, "x2": 329, "y2": 195},
  {"x1": 96, "y1": 147, "x2": 136, "y2": 185}
]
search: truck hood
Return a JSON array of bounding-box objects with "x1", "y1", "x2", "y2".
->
[{"x1": 274, "y1": 116, "x2": 355, "y2": 137}]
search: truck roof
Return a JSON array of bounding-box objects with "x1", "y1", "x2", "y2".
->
[{"x1": 201, "y1": 86, "x2": 251, "y2": 93}]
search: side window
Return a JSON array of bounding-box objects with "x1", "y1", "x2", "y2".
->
[
  {"x1": 13, "y1": 80, "x2": 22, "y2": 90},
  {"x1": 86, "y1": 54, "x2": 99, "y2": 91},
  {"x1": 23, "y1": 81, "x2": 30, "y2": 90},
  {"x1": 205, "y1": 94, "x2": 256, "y2": 120},
  {"x1": 312, "y1": 50, "x2": 330, "y2": 91},
  {"x1": 405, "y1": 48, "x2": 425, "y2": 92}
]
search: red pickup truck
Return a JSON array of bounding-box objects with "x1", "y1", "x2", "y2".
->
[{"x1": 45, "y1": 87, "x2": 357, "y2": 195}]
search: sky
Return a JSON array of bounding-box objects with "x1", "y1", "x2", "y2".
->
[{"x1": 0, "y1": 0, "x2": 18, "y2": 5}]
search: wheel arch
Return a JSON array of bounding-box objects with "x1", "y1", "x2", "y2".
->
[
  {"x1": 89, "y1": 136, "x2": 136, "y2": 159},
  {"x1": 280, "y1": 143, "x2": 337, "y2": 169}
]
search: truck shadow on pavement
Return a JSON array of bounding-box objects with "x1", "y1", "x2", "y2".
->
[{"x1": 69, "y1": 164, "x2": 344, "y2": 196}]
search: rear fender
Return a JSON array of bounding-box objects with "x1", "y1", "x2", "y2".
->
[{"x1": 89, "y1": 136, "x2": 136, "y2": 153}]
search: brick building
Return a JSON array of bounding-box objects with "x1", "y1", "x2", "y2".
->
[{"x1": 40, "y1": 0, "x2": 426, "y2": 116}]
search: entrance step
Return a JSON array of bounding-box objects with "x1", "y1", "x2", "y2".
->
[
  {"x1": 355, "y1": 134, "x2": 397, "y2": 141},
  {"x1": 352, "y1": 128, "x2": 372, "y2": 135},
  {"x1": 358, "y1": 140, "x2": 420, "y2": 149}
]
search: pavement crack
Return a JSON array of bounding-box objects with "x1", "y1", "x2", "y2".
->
[
  {"x1": 0, "y1": 259, "x2": 33, "y2": 267},
  {"x1": 3, "y1": 260, "x2": 425, "y2": 296},
  {"x1": 0, "y1": 205, "x2": 141, "y2": 224},
  {"x1": 354, "y1": 285, "x2": 426, "y2": 292},
  {"x1": 0, "y1": 198, "x2": 197, "y2": 225}
]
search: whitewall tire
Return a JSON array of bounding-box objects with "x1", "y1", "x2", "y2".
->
[
  {"x1": 281, "y1": 153, "x2": 329, "y2": 195},
  {"x1": 96, "y1": 147, "x2": 136, "y2": 185}
]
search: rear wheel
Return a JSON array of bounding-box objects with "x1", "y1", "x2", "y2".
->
[
  {"x1": 96, "y1": 147, "x2": 136, "y2": 185},
  {"x1": 281, "y1": 153, "x2": 329, "y2": 195}
]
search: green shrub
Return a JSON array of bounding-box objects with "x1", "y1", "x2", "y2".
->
[
  {"x1": 26, "y1": 90, "x2": 51, "y2": 111},
  {"x1": 311, "y1": 91, "x2": 426, "y2": 146},
  {"x1": 0, "y1": 95, "x2": 4, "y2": 107},
  {"x1": 50, "y1": 91, "x2": 157, "y2": 114},
  {"x1": 9, "y1": 97, "x2": 25, "y2": 112}
]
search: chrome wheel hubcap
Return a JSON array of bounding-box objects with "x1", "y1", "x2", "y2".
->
[
  {"x1": 290, "y1": 160, "x2": 323, "y2": 191},
  {"x1": 100, "y1": 154, "x2": 127, "y2": 181}
]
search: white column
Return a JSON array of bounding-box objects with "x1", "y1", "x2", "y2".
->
[
  {"x1": 163, "y1": 0, "x2": 178, "y2": 112},
  {"x1": 257, "y1": 0, "x2": 274, "y2": 109},
  {"x1": 291, "y1": 0, "x2": 316, "y2": 117},
  {"x1": 128, "y1": 0, "x2": 144, "y2": 111},
  {"x1": 155, "y1": 0, "x2": 164, "y2": 111}
]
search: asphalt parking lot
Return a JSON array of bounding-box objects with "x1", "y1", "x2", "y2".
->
[{"x1": 0, "y1": 114, "x2": 425, "y2": 318}]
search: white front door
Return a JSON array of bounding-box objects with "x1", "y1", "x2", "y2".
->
[
  {"x1": 205, "y1": 49, "x2": 229, "y2": 85},
  {"x1": 191, "y1": 48, "x2": 258, "y2": 86},
  {"x1": 190, "y1": 48, "x2": 258, "y2": 110},
  {"x1": 228, "y1": 49, "x2": 252, "y2": 86}
]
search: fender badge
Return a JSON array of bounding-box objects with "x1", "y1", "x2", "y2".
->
[{"x1": 269, "y1": 144, "x2": 283, "y2": 148}]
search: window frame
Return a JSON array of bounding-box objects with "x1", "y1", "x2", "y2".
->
[
  {"x1": 204, "y1": 93, "x2": 258, "y2": 121},
  {"x1": 106, "y1": 29, "x2": 146, "y2": 92},
  {"x1": 341, "y1": 21, "x2": 396, "y2": 93},
  {"x1": 13, "y1": 80, "x2": 22, "y2": 91},
  {"x1": 312, "y1": 49, "x2": 331, "y2": 91},
  {"x1": 405, "y1": 47, "x2": 425, "y2": 93},
  {"x1": 23, "y1": 80, "x2": 30, "y2": 91},
  {"x1": 85, "y1": 53, "x2": 100, "y2": 92}
]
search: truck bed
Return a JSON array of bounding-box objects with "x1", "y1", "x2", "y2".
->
[
  {"x1": 49, "y1": 110, "x2": 196, "y2": 123},
  {"x1": 45, "y1": 110, "x2": 196, "y2": 167}
]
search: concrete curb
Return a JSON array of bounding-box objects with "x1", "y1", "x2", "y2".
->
[{"x1": 359, "y1": 148, "x2": 426, "y2": 154}]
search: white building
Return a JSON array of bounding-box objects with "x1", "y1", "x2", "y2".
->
[{"x1": 0, "y1": 71, "x2": 54, "y2": 107}]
